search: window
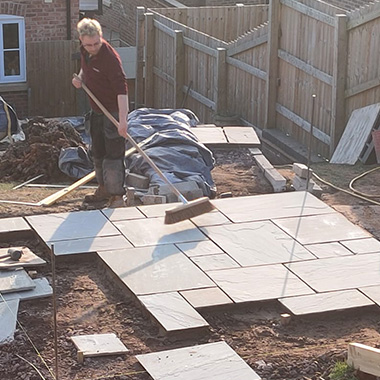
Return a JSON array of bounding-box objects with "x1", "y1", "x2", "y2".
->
[{"x1": 0, "y1": 15, "x2": 26, "y2": 83}]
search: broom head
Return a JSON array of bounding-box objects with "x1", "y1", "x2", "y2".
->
[{"x1": 164, "y1": 197, "x2": 215, "y2": 224}]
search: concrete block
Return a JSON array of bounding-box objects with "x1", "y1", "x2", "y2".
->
[
  {"x1": 142, "y1": 195, "x2": 166, "y2": 205},
  {"x1": 125, "y1": 173, "x2": 150, "y2": 189},
  {"x1": 254, "y1": 154, "x2": 273, "y2": 172},
  {"x1": 248, "y1": 148, "x2": 262, "y2": 156},
  {"x1": 264, "y1": 168, "x2": 287, "y2": 193},
  {"x1": 293, "y1": 163, "x2": 312, "y2": 179}
]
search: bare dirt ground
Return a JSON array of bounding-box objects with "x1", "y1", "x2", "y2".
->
[{"x1": 1, "y1": 146, "x2": 380, "y2": 380}]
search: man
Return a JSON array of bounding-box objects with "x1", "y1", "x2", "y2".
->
[{"x1": 72, "y1": 18, "x2": 128, "y2": 208}]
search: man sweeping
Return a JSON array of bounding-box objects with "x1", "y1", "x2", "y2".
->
[{"x1": 72, "y1": 18, "x2": 128, "y2": 208}]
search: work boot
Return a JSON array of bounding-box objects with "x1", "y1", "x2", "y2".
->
[
  {"x1": 108, "y1": 195, "x2": 125, "y2": 208},
  {"x1": 84, "y1": 185, "x2": 111, "y2": 203}
]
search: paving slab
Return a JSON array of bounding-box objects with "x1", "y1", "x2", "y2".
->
[
  {"x1": 304, "y1": 242, "x2": 354, "y2": 259},
  {"x1": 0, "y1": 269, "x2": 35, "y2": 293},
  {"x1": 70, "y1": 333, "x2": 128, "y2": 357},
  {"x1": 201, "y1": 221, "x2": 316, "y2": 267},
  {"x1": 279, "y1": 289, "x2": 374, "y2": 315},
  {"x1": 98, "y1": 245, "x2": 215, "y2": 295},
  {"x1": 0, "y1": 247, "x2": 46, "y2": 269},
  {"x1": 340, "y1": 238, "x2": 380, "y2": 254},
  {"x1": 175, "y1": 240, "x2": 224, "y2": 257},
  {"x1": 190, "y1": 253, "x2": 240, "y2": 271},
  {"x1": 138, "y1": 202, "x2": 181, "y2": 218},
  {"x1": 180, "y1": 287, "x2": 233, "y2": 309},
  {"x1": 191, "y1": 126, "x2": 228, "y2": 144},
  {"x1": 212, "y1": 191, "x2": 334, "y2": 223},
  {"x1": 286, "y1": 253, "x2": 380, "y2": 292},
  {"x1": 136, "y1": 341, "x2": 261, "y2": 380},
  {"x1": 101, "y1": 207, "x2": 146, "y2": 222},
  {"x1": 47, "y1": 235, "x2": 133, "y2": 256},
  {"x1": 223, "y1": 126, "x2": 260, "y2": 146},
  {"x1": 273, "y1": 213, "x2": 372, "y2": 245},
  {"x1": 190, "y1": 209, "x2": 231, "y2": 227},
  {"x1": 207, "y1": 265, "x2": 314, "y2": 303},
  {"x1": 138, "y1": 292, "x2": 209, "y2": 333},
  {"x1": 0, "y1": 217, "x2": 30, "y2": 234},
  {"x1": 360, "y1": 285, "x2": 380, "y2": 305},
  {"x1": 114, "y1": 217, "x2": 207, "y2": 247},
  {"x1": 26, "y1": 210, "x2": 120, "y2": 242},
  {"x1": 0, "y1": 299, "x2": 19, "y2": 344},
  {"x1": 0, "y1": 278, "x2": 52, "y2": 302}
]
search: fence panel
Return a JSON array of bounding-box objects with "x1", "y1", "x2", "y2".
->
[{"x1": 27, "y1": 40, "x2": 80, "y2": 117}]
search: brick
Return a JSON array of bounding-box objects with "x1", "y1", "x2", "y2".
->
[
  {"x1": 125, "y1": 173, "x2": 150, "y2": 189},
  {"x1": 142, "y1": 195, "x2": 166, "y2": 205},
  {"x1": 292, "y1": 163, "x2": 312, "y2": 179}
]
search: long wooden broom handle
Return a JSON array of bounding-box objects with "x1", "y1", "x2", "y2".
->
[{"x1": 75, "y1": 74, "x2": 188, "y2": 205}]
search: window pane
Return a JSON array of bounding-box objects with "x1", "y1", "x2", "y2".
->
[
  {"x1": 4, "y1": 51, "x2": 20, "y2": 76},
  {"x1": 3, "y1": 23, "x2": 19, "y2": 49}
]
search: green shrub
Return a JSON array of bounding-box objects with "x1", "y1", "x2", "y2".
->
[{"x1": 329, "y1": 361, "x2": 358, "y2": 380}]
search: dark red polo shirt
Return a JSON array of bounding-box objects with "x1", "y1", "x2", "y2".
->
[{"x1": 80, "y1": 38, "x2": 128, "y2": 113}]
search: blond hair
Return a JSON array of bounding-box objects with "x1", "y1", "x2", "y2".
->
[{"x1": 77, "y1": 18, "x2": 102, "y2": 38}]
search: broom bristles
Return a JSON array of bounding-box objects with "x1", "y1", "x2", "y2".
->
[{"x1": 164, "y1": 197, "x2": 215, "y2": 224}]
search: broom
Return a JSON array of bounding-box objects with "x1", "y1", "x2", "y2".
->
[{"x1": 75, "y1": 75, "x2": 215, "y2": 224}]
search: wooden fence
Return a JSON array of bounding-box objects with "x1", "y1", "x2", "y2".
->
[
  {"x1": 27, "y1": 40, "x2": 80, "y2": 117},
  {"x1": 136, "y1": 0, "x2": 380, "y2": 159}
]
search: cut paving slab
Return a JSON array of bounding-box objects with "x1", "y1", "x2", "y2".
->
[
  {"x1": 0, "y1": 217, "x2": 31, "y2": 234},
  {"x1": 70, "y1": 333, "x2": 128, "y2": 358},
  {"x1": 138, "y1": 292, "x2": 209, "y2": 333},
  {"x1": 304, "y1": 242, "x2": 354, "y2": 259},
  {"x1": 136, "y1": 341, "x2": 261, "y2": 380},
  {"x1": 0, "y1": 269, "x2": 35, "y2": 293},
  {"x1": 279, "y1": 289, "x2": 374, "y2": 316},
  {"x1": 180, "y1": 287, "x2": 233, "y2": 309},
  {"x1": 0, "y1": 299, "x2": 19, "y2": 344}
]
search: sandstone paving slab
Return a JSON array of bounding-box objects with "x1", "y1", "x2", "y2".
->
[
  {"x1": 138, "y1": 292, "x2": 208, "y2": 333},
  {"x1": 180, "y1": 287, "x2": 233, "y2": 309},
  {"x1": 70, "y1": 333, "x2": 128, "y2": 357},
  {"x1": 340, "y1": 238, "x2": 380, "y2": 254},
  {"x1": 114, "y1": 217, "x2": 207, "y2": 247},
  {"x1": 136, "y1": 341, "x2": 261, "y2": 380},
  {"x1": 0, "y1": 217, "x2": 31, "y2": 234},
  {"x1": 101, "y1": 207, "x2": 146, "y2": 222},
  {"x1": 286, "y1": 253, "x2": 380, "y2": 292},
  {"x1": 224, "y1": 126, "x2": 261, "y2": 146},
  {"x1": 138, "y1": 203, "x2": 181, "y2": 218},
  {"x1": 175, "y1": 240, "x2": 224, "y2": 257},
  {"x1": 0, "y1": 299, "x2": 19, "y2": 344},
  {"x1": 190, "y1": 209, "x2": 231, "y2": 227},
  {"x1": 0, "y1": 246, "x2": 46, "y2": 269},
  {"x1": 98, "y1": 245, "x2": 215, "y2": 295},
  {"x1": 201, "y1": 221, "x2": 316, "y2": 267},
  {"x1": 191, "y1": 127, "x2": 228, "y2": 144},
  {"x1": 0, "y1": 269, "x2": 35, "y2": 294},
  {"x1": 0, "y1": 278, "x2": 52, "y2": 302},
  {"x1": 190, "y1": 254, "x2": 240, "y2": 271},
  {"x1": 26, "y1": 210, "x2": 120, "y2": 242},
  {"x1": 279, "y1": 289, "x2": 374, "y2": 316},
  {"x1": 304, "y1": 242, "x2": 354, "y2": 259},
  {"x1": 359, "y1": 285, "x2": 380, "y2": 306},
  {"x1": 212, "y1": 191, "x2": 334, "y2": 223},
  {"x1": 47, "y1": 235, "x2": 133, "y2": 256},
  {"x1": 207, "y1": 265, "x2": 314, "y2": 303},
  {"x1": 273, "y1": 213, "x2": 371, "y2": 245}
]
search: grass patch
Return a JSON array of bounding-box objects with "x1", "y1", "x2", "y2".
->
[{"x1": 329, "y1": 361, "x2": 358, "y2": 380}]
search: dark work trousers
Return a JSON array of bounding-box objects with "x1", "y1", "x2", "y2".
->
[{"x1": 90, "y1": 111, "x2": 126, "y2": 196}]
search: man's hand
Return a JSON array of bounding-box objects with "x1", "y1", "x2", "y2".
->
[
  {"x1": 72, "y1": 73, "x2": 83, "y2": 89},
  {"x1": 118, "y1": 119, "x2": 128, "y2": 139}
]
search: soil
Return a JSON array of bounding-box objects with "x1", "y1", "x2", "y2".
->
[{"x1": 1, "y1": 132, "x2": 380, "y2": 380}]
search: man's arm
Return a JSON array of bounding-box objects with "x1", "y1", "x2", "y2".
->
[{"x1": 117, "y1": 93, "x2": 129, "y2": 139}]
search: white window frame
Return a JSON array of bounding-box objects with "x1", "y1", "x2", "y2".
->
[{"x1": 0, "y1": 15, "x2": 26, "y2": 84}]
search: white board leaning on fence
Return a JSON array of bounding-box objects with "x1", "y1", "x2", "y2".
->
[{"x1": 330, "y1": 103, "x2": 380, "y2": 165}]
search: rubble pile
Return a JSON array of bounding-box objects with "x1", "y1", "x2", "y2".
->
[{"x1": 0, "y1": 117, "x2": 85, "y2": 182}]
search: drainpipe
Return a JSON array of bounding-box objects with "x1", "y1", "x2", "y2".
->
[{"x1": 66, "y1": 0, "x2": 71, "y2": 40}]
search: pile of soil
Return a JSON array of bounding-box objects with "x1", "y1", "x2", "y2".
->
[{"x1": 0, "y1": 118, "x2": 84, "y2": 183}]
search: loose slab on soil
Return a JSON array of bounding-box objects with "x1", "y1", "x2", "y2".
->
[
  {"x1": 136, "y1": 341, "x2": 261, "y2": 380},
  {"x1": 0, "y1": 278, "x2": 52, "y2": 302},
  {"x1": 70, "y1": 333, "x2": 128, "y2": 357},
  {"x1": 0, "y1": 269, "x2": 35, "y2": 293},
  {"x1": 0, "y1": 246, "x2": 46, "y2": 268},
  {"x1": 0, "y1": 217, "x2": 30, "y2": 234},
  {"x1": 0, "y1": 299, "x2": 19, "y2": 344}
]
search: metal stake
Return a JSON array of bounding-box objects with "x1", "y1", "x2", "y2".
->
[{"x1": 51, "y1": 244, "x2": 59, "y2": 380}]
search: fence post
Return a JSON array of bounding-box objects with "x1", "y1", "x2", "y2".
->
[
  {"x1": 330, "y1": 14, "x2": 348, "y2": 158},
  {"x1": 144, "y1": 13, "x2": 155, "y2": 107},
  {"x1": 265, "y1": 0, "x2": 281, "y2": 129},
  {"x1": 174, "y1": 30, "x2": 185, "y2": 108},
  {"x1": 214, "y1": 47, "x2": 227, "y2": 117},
  {"x1": 135, "y1": 6, "x2": 145, "y2": 109}
]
